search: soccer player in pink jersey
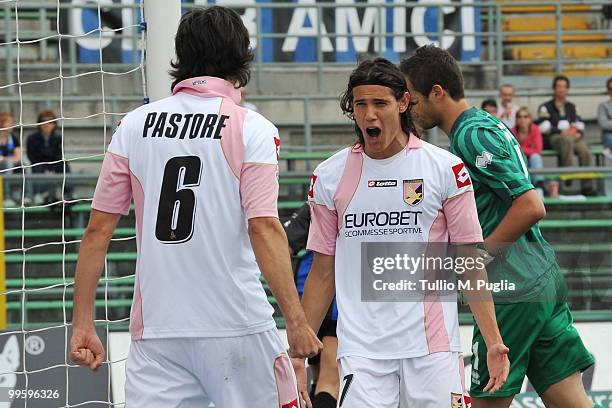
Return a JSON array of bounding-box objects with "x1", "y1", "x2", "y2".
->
[
  {"x1": 295, "y1": 58, "x2": 509, "y2": 407},
  {"x1": 69, "y1": 7, "x2": 321, "y2": 408}
]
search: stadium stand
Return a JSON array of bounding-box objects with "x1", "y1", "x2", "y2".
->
[
  {"x1": 0, "y1": 1, "x2": 610, "y2": 333},
  {"x1": 497, "y1": 0, "x2": 612, "y2": 77}
]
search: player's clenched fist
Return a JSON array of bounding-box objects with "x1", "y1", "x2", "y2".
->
[
  {"x1": 287, "y1": 322, "x2": 323, "y2": 359},
  {"x1": 69, "y1": 327, "x2": 105, "y2": 372}
]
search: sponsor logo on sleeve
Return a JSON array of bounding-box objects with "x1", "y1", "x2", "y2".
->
[
  {"x1": 368, "y1": 179, "x2": 398, "y2": 188},
  {"x1": 475, "y1": 151, "x2": 493, "y2": 168},
  {"x1": 308, "y1": 174, "x2": 317, "y2": 199},
  {"x1": 452, "y1": 163, "x2": 472, "y2": 188},
  {"x1": 403, "y1": 179, "x2": 424, "y2": 206}
]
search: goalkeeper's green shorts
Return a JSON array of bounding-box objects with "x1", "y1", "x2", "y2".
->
[{"x1": 469, "y1": 270, "x2": 594, "y2": 397}]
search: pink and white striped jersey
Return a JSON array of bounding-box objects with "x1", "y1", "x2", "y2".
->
[
  {"x1": 92, "y1": 76, "x2": 279, "y2": 340},
  {"x1": 307, "y1": 136, "x2": 483, "y2": 360}
]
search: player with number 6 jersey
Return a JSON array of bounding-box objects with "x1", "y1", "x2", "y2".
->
[{"x1": 69, "y1": 7, "x2": 321, "y2": 408}]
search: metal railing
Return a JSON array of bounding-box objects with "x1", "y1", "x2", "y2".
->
[
  {"x1": 0, "y1": 1, "x2": 609, "y2": 150},
  {"x1": 0, "y1": 87, "x2": 607, "y2": 151},
  {"x1": 1, "y1": 1, "x2": 610, "y2": 92}
]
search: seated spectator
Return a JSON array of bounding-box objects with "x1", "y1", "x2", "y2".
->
[
  {"x1": 481, "y1": 99, "x2": 497, "y2": 116},
  {"x1": 0, "y1": 112, "x2": 22, "y2": 171},
  {"x1": 497, "y1": 84, "x2": 519, "y2": 129},
  {"x1": 0, "y1": 112, "x2": 23, "y2": 204},
  {"x1": 26, "y1": 110, "x2": 71, "y2": 202},
  {"x1": 512, "y1": 107, "x2": 545, "y2": 192},
  {"x1": 598, "y1": 77, "x2": 612, "y2": 160},
  {"x1": 536, "y1": 75, "x2": 597, "y2": 196}
]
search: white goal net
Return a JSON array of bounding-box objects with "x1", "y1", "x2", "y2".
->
[{"x1": 0, "y1": 0, "x2": 148, "y2": 406}]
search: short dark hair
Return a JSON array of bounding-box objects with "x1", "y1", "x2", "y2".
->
[
  {"x1": 340, "y1": 57, "x2": 418, "y2": 144},
  {"x1": 606, "y1": 77, "x2": 612, "y2": 90},
  {"x1": 399, "y1": 45, "x2": 465, "y2": 101},
  {"x1": 170, "y1": 6, "x2": 253, "y2": 90},
  {"x1": 481, "y1": 99, "x2": 497, "y2": 110},
  {"x1": 552, "y1": 75, "x2": 570, "y2": 89}
]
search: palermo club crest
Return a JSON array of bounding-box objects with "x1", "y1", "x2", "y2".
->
[{"x1": 403, "y1": 179, "x2": 424, "y2": 206}]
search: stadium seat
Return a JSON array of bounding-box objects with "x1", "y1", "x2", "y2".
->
[
  {"x1": 502, "y1": 15, "x2": 595, "y2": 32},
  {"x1": 509, "y1": 44, "x2": 611, "y2": 60}
]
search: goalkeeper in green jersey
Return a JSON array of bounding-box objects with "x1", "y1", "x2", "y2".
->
[{"x1": 400, "y1": 45, "x2": 596, "y2": 408}]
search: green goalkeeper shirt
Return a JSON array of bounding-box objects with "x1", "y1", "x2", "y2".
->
[{"x1": 449, "y1": 107, "x2": 558, "y2": 301}]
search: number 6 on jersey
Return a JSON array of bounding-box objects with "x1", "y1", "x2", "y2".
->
[{"x1": 155, "y1": 156, "x2": 202, "y2": 243}]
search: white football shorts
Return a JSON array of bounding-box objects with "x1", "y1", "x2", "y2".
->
[
  {"x1": 337, "y1": 352, "x2": 468, "y2": 408},
  {"x1": 125, "y1": 328, "x2": 298, "y2": 408}
]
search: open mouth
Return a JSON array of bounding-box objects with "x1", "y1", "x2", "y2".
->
[{"x1": 366, "y1": 127, "x2": 381, "y2": 137}]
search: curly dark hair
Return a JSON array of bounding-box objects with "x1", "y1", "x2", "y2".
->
[
  {"x1": 170, "y1": 6, "x2": 253, "y2": 90},
  {"x1": 340, "y1": 57, "x2": 418, "y2": 144}
]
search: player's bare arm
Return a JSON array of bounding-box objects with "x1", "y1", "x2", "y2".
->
[
  {"x1": 301, "y1": 251, "x2": 335, "y2": 335},
  {"x1": 70, "y1": 209, "x2": 121, "y2": 372},
  {"x1": 248, "y1": 217, "x2": 323, "y2": 359},
  {"x1": 456, "y1": 244, "x2": 510, "y2": 395},
  {"x1": 291, "y1": 251, "x2": 335, "y2": 407},
  {"x1": 484, "y1": 190, "x2": 546, "y2": 255}
]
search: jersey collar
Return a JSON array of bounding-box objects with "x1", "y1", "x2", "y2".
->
[
  {"x1": 351, "y1": 133, "x2": 422, "y2": 154},
  {"x1": 406, "y1": 133, "x2": 422, "y2": 149},
  {"x1": 172, "y1": 76, "x2": 241, "y2": 105}
]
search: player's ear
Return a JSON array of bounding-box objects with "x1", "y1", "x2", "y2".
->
[
  {"x1": 399, "y1": 91, "x2": 410, "y2": 113},
  {"x1": 430, "y1": 84, "x2": 445, "y2": 100}
]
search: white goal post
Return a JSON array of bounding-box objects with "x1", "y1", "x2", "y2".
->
[{"x1": 143, "y1": 0, "x2": 181, "y2": 102}]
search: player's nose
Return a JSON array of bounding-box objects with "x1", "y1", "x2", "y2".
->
[{"x1": 364, "y1": 105, "x2": 377, "y2": 121}]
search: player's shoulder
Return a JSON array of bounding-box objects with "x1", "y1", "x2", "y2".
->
[
  {"x1": 537, "y1": 99, "x2": 555, "y2": 117},
  {"x1": 314, "y1": 147, "x2": 351, "y2": 177},
  {"x1": 134, "y1": 95, "x2": 174, "y2": 115},
  {"x1": 244, "y1": 108, "x2": 278, "y2": 136},
  {"x1": 118, "y1": 96, "x2": 172, "y2": 129},
  {"x1": 309, "y1": 147, "x2": 350, "y2": 205},
  {"x1": 456, "y1": 108, "x2": 501, "y2": 132},
  {"x1": 420, "y1": 139, "x2": 461, "y2": 163},
  {"x1": 311, "y1": 147, "x2": 352, "y2": 192},
  {"x1": 453, "y1": 110, "x2": 508, "y2": 147},
  {"x1": 418, "y1": 140, "x2": 466, "y2": 181}
]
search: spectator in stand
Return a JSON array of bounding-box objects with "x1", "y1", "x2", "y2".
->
[
  {"x1": 536, "y1": 75, "x2": 597, "y2": 196},
  {"x1": 597, "y1": 77, "x2": 612, "y2": 160},
  {"x1": 26, "y1": 109, "x2": 71, "y2": 203},
  {"x1": 498, "y1": 84, "x2": 519, "y2": 129},
  {"x1": 0, "y1": 112, "x2": 22, "y2": 171},
  {"x1": 481, "y1": 98, "x2": 498, "y2": 116},
  {"x1": 512, "y1": 107, "x2": 545, "y2": 193},
  {"x1": 0, "y1": 112, "x2": 23, "y2": 205}
]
